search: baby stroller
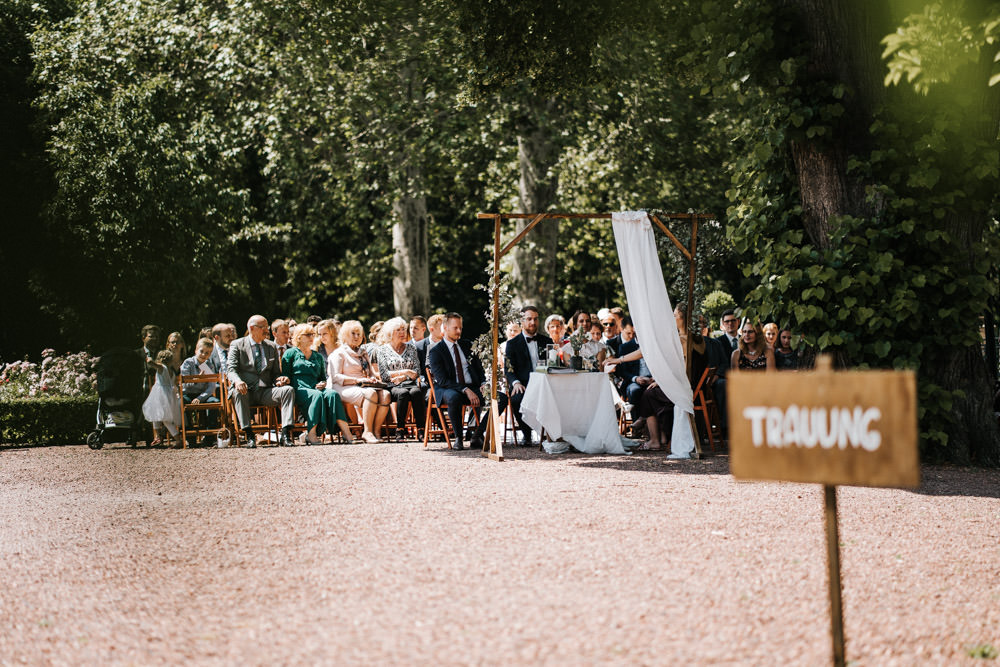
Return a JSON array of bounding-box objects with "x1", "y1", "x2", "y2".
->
[{"x1": 87, "y1": 347, "x2": 146, "y2": 449}]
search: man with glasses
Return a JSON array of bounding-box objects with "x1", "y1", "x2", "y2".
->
[
  {"x1": 598, "y1": 308, "x2": 623, "y2": 356},
  {"x1": 226, "y1": 315, "x2": 295, "y2": 447},
  {"x1": 719, "y1": 309, "x2": 740, "y2": 352}
]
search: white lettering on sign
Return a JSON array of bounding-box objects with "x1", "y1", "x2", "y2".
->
[{"x1": 741, "y1": 406, "x2": 883, "y2": 451}]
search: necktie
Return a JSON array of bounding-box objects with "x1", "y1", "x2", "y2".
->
[
  {"x1": 254, "y1": 343, "x2": 265, "y2": 372},
  {"x1": 453, "y1": 343, "x2": 466, "y2": 384}
]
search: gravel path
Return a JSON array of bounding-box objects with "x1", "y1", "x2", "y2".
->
[{"x1": 1, "y1": 441, "x2": 997, "y2": 666}]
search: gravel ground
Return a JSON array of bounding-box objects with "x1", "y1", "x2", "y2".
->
[{"x1": 1, "y1": 440, "x2": 998, "y2": 666}]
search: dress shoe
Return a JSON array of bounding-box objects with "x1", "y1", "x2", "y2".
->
[
  {"x1": 520, "y1": 432, "x2": 532, "y2": 447},
  {"x1": 452, "y1": 440, "x2": 465, "y2": 450},
  {"x1": 244, "y1": 436, "x2": 257, "y2": 449},
  {"x1": 470, "y1": 434, "x2": 484, "y2": 450}
]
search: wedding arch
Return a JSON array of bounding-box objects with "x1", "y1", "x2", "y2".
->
[{"x1": 476, "y1": 211, "x2": 716, "y2": 462}]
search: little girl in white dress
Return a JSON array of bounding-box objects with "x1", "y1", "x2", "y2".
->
[{"x1": 142, "y1": 349, "x2": 182, "y2": 447}]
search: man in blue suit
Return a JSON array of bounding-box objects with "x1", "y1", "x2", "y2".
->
[
  {"x1": 503, "y1": 305, "x2": 553, "y2": 447},
  {"x1": 427, "y1": 312, "x2": 508, "y2": 450}
]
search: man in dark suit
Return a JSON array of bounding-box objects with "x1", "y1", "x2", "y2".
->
[
  {"x1": 135, "y1": 324, "x2": 161, "y2": 396},
  {"x1": 718, "y1": 309, "x2": 740, "y2": 353},
  {"x1": 614, "y1": 317, "x2": 652, "y2": 405},
  {"x1": 504, "y1": 305, "x2": 553, "y2": 447},
  {"x1": 427, "y1": 312, "x2": 507, "y2": 450},
  {"x1": 226, "y1": 314, "x2": 295, "y2": 448},
  {"x1": 704, "y1": 328, "x2": 731, "y2": 434}
]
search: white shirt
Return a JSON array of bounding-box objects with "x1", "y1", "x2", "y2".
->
[{"x1": 523, "y1": 332, "x2": 539, "y2": 368}]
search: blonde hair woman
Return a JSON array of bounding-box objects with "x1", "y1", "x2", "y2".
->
[
  {"x1": 731, "y1": 322, "x2": 775, "y2": 371},
  {"x1": 312, "y1": 319, "x2": 339, "y2": 368},
  {"x1": 327, "y1": 320, "x2": 390, "y2": 443},
  {"x1": 762, "y1": 322, "x2": 779, "y2": 350},
  {"x1": 283, "y1": 324, "x2": 353, "y2": 443}
]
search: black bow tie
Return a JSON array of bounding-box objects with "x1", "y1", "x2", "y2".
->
[{"x1": 525, "y1": 336, "x2": 535, "y2": 343}]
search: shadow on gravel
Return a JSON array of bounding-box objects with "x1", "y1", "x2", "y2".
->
[
  {"x1": 497, "y1": 446, "x2": 732, "y2": 475},
  {"x1": 908, "y1": 465, "x2": 1000, "y2": 499}
]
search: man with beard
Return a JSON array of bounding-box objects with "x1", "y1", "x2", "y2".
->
[{"x1": 503, "y1": 305, "x2": 553, "y2": 447}]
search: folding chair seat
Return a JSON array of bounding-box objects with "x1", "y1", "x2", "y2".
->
[
  {"x1": 178, "y1": 372, "x2": 227, "y2": 448},
  {"x1": 423, "y1": 374, "x2": 476, "y2": 449}
]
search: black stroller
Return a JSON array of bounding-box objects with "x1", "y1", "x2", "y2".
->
[{"x1": 86, "y1": 348, "x2": 147, "y2": 449}]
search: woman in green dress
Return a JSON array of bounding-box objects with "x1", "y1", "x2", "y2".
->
[{"x1": 283, "y1": 324, "x2": 354, "y2": 444}]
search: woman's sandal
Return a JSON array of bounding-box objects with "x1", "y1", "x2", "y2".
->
[{"x1": 150, "y1": 437, "x2": 163, "y2": 447}]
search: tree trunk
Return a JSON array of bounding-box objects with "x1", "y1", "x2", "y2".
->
[
  {"x1": 786, "y1": 0, "x2": 1000, "y2": 464},
  {"x1": 511, "y1": 98, "x2": 559, "y2": 311},
  {"x1": 392, "y1": 162, "x2": 430, "y2": 318}
]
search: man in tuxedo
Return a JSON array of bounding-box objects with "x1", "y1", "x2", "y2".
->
[
  {"x1": 504, "y1": 305, "x2": 553, "y2": 447},
  {"x1": 719, "y1": 309, "x2": 740, "y2": 353},
  {"x1": 427, "y1": 312, "x2": 507, "y2": 450},
  {"x1": 226, "y1": 315, "x2": 295, "y2": 448}
]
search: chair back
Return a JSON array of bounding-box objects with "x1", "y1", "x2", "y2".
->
[{"x1": 178, "y1": 372, "x2": 228, "y2": 448}]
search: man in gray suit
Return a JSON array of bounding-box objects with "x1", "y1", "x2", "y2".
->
[{"x1": 226, "y1": 315, "x2": 295, "y2": 447}]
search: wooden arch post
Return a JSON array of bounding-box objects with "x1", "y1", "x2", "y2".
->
[{"x1": 477, "y1": 211, "x2": 715, "y2": 462}]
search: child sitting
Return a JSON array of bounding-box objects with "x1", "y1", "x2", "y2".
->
[
  {"x1": 180, "y1": 338, "x2": 220, "y2": 445},
  {"x1": 142, "y1": 349, "x2": 183, "y2": 447}
]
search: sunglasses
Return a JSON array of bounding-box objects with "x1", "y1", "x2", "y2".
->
[{"x1": 602, "y1": 322, "x2": 616, "y2": 328}]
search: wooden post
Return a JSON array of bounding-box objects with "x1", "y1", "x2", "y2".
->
[
  {"x1": 485, "y1": 213, "x2": 504, "y2": 461},
  {"x1": 824, "y1": 484, "x2": 846, "y2": 667}
]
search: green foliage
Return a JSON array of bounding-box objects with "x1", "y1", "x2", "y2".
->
[
  {"x1": 702, "y1": 290, "x2": 737, "y2": 325},
  {"x1": 0, "y1": 396, "x2": 96, "y2": 445},
  {"x1": 966, "y1": 642, "x2": 999, "y2": 659},
  {"x1": 883, "y1": 3, "x2": 1000, "y2": 93}
]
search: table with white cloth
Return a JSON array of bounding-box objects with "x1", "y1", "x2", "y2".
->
[{"x1": 520, "y1": 370, "x2": 633, "y2": 455}]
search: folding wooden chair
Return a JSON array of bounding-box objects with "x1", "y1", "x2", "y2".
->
[
  {"x1": 423, "y1": 374, "x2": 481, "y2": 449},
  {"x1": 692, "y1": 367, "x2": 722, "y2": 453},
  {"x1": 178, "y1": 372, "x2": 227, "y2": 448}
]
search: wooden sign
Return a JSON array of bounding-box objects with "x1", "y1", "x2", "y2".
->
[{"x1": 728, "y1": 357, "x2": 920, "y2": 488}]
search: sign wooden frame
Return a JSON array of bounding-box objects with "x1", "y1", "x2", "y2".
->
[
  {"x1": 475, "y1": 211, "x2": 715, "y2": 461},
  {"x1": 728, "y1": 355, "x2": 920, "y2": 666}
]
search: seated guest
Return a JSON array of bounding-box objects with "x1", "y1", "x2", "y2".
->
[
  {"x1": 209, "y1": 323, "x2": 234, "y2": 372},
  {"x1": 272, "y1": 319, "x2": 291, "y2": 361},
  {"x1": 631, "y1": 305, "x2": 707, "y2": 453},
  {"x1": 283, "y1": 324, "x2": 353, "y2": 444},
  {"x1": 718, "y1": 309, "x2": 740, "y2": 352},
  {"x1": 613, "y1": 317, "x2": 651, "y2": 405},
  {"x1": 544, "y1": 314, "x2": 573, "y2": 350},
  {"x1": 428, "y1": 312, "x2": 508, "y2": 450},
  {"x1": 198, "y1": 326, "x2": 213, "y2": 342},
  {"x1": 409, "y1": 316, "x2": 427, "y2": 343},
  {"x1": 226, "y1": 315, "x2": 296, "y2": 448},
  {"x1": 499, "y1": 320, "x2": 520, "y2": 359},
  {"x1": 775, "y1": 328, "x2": 799, "y2": 370},
  {"x1": 505, "y1": 305, "x2": 553, "y2": 446},
  {"x1": 180, "y1": 338, "x2": 220, "y2": 445},
  {"x1": 569, "y1": 310, "x2": 591, "y2": 337},
  {"x1": 181, "y1": 338, "x2": 219, "y2": 404},
  {"x1": 599, "y1": 310, "x2": 623, "y2": 356},
  {"x1": 731, "y1": 321, "x2": 775, "y2": 371},
  {"x1": 579, "y1": 320, "x2": 608, "y2": 362},
  {"x1": 328, "y1": 320, "x2": 390, "y2": 444},
  {"x1": 312, "y1": 319, "x2": 339, "y2": 368},
  {"x1": 763, "y1": 322, "x2": 779, "y2": 350},
  {"x1": 703, "y1": 321, "x2": 731, "y2": 433},
  {"x1": 306, "y1": 315, "x2": 322, "y2": 325},
  {"x1": 376, "y1": 317, "x2": 426, "y2": 440},
  {"x1": 414, "y1": 313, "x2": 445, "y2": 377}
]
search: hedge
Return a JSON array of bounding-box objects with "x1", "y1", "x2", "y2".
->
[{"x1": 0, "y1": 396, "x2": 97, "y2": 446}]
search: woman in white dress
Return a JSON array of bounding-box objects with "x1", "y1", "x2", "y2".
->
[{"x1": 327, "y1": 320, "x2": 390, "y2": 443}]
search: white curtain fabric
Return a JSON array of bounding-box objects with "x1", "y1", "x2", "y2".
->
[{"x1": 612, "y1": 211, "x2": 696, "y2": 458}]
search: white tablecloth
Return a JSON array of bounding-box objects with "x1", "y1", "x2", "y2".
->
[{"x1": 520, "y1": 371, "x2": 631, "y2": 455}]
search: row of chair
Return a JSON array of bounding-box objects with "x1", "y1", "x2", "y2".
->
[{"x1": 176, "y1": 371, "x2": 485, "y2": 449}]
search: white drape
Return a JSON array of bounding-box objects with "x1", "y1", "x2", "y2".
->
[{"x1": 612, "y1": 211, "x2": 696, "y2": 458}]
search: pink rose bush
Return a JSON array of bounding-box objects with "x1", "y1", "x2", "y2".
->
[{"x1": 0, "y1": 349, "x2": 97, "y2": 399}]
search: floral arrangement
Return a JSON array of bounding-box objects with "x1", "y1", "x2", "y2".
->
[
  {"x1": 568, "y1": 326, "x2": 589, "y2": 355},
  {"x1": 0, "y1": 349, "x2": 98, "y2": 399}
]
